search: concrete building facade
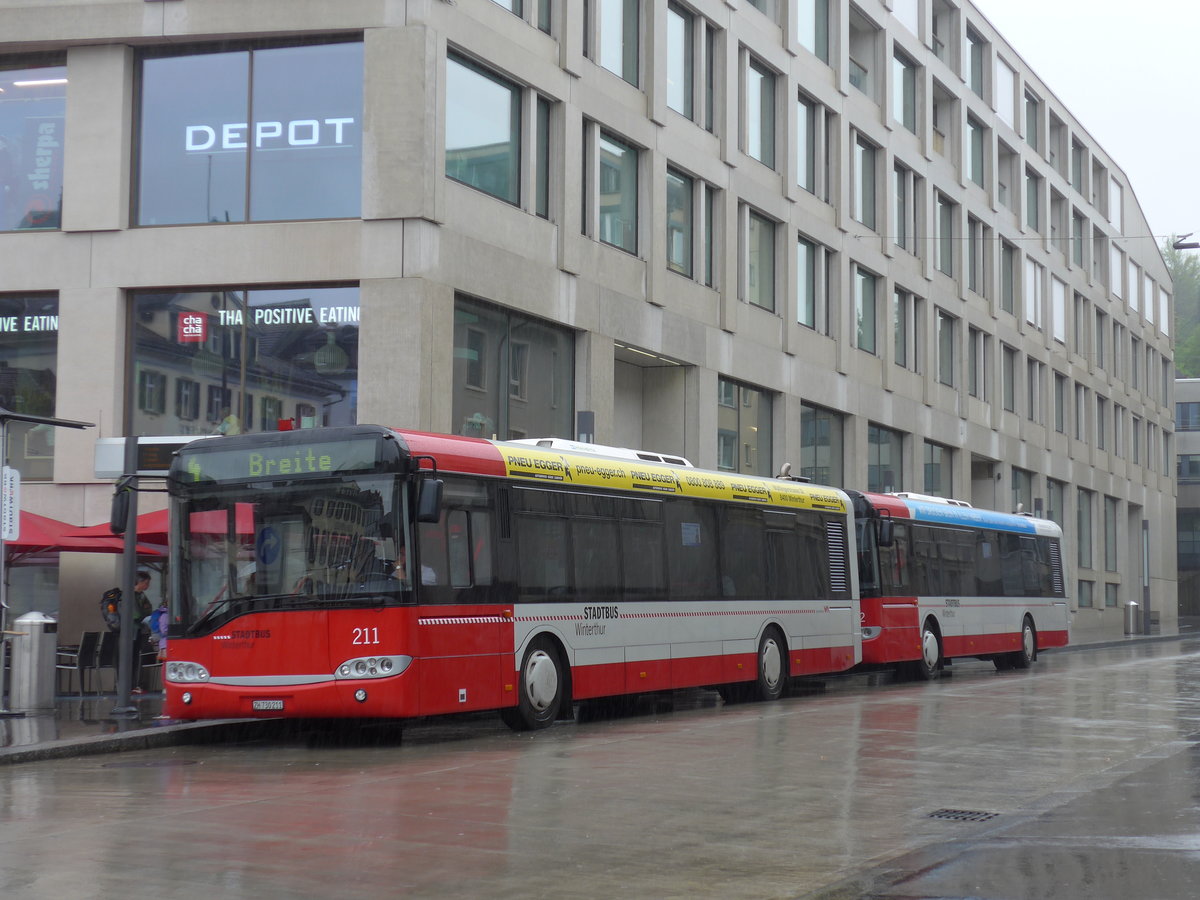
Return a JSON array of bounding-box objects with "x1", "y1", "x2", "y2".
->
[{"x1": 0, "y1": 0, "x2": 1175, "y2": 643}]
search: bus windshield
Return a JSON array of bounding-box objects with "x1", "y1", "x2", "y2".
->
[{"x1": 173, "y1": 473, "x2": 408, "y2": 634}]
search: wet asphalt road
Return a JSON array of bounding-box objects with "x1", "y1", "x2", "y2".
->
[{"x1": 3, "y1": 639, "x2": 1200, "y2": 899}]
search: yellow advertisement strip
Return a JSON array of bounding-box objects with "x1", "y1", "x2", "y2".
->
[{"x1": 498, "y1": 447, "x2": 847, "y2": 513}]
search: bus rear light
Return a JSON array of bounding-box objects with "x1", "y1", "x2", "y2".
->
[
  {"x1": 335, "y1": 655, "x2": 412, "y2": 680},
  {"x1": 166, "y1": 661, "x2": 210, "y2": 683}
]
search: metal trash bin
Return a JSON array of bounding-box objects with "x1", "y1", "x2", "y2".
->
[
  {"x1": 1124, "y1": 601, "x2": 1140, "y2": 636},
  {"x1": 11, "y1": 611, "x2": 57, "y2": 712}
]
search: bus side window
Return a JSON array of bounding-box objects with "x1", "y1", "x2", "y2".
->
[
  {"x1": 470, "y1": 510, "x2": 493, "y2": 586},
  {"x1": 447, "y1": 509, "x2": 471, "y2": 588}
]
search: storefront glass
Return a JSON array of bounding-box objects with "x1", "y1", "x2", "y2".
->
[
  {"x1": 131, "y1": 286, "x2": 359, "y2": 437},
  {"x1": 0, "y1": 294, "x2": 59, "y2": 480},
  {"x1": 0, "y1": 64, "x2": 65, "y2": 231},
  {"x1": 137, "y1": 41, "x2": 362, "y2": 225}
]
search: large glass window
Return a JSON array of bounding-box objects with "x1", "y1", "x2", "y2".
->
[
  {"x1": 446, "y1": 55, "x2": 520, "y2": 205},
  {"x1": 924, "y1": 441, "x2": 951, "y2": 497},
  {"x1": 717, "y1": 376, "x2": 772, "y2": 476},
  {"x1": 868, "y1": 424, "x2": 903, "y2": 493},
  {"x1": 801, "y1": 402, "x2": 842, "y2": 486},
  {"x1": 855, "y1": 266, "x2": 877, "y2": 354},
  {"x1": 138, "y1": 41, "x2": 362, "y2": 225},
  {"x1": 854, "y1": 137, "x2": 876, "y2": 229},
  {"x1": 453, "y1": 295, "x2": 574, "y2": 440},
  {"x1": 131, "y1": 286, "x2": 359, "y2": 437},
  {"x1": 0, "y1": 64, "x2": 65, "y2": 231},
  {"x1": 892, "y1": 51, "x2": 916, "y2": 133},
  {"x1": 797, "y1": 0, "x2": 830, "y2": 63},
  {"x1": 0, "y1": 294, "x2": 58, "y2": 480}
]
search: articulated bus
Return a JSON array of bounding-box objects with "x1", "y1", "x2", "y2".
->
[
  {"x1": 163, "y1": 426, "x2": 860, "y2": 729},
  {"x1": 850, "y1": 490, "x2": 1070, "y2": 679}
]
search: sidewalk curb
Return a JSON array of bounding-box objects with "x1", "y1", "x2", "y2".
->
[{"x1": 0, "y1": 718, "x2": 272, "y2": 766}]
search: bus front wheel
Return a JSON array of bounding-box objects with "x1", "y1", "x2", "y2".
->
[
  {"x1": 911, "y1": 620, "x2": 943, "y2": 681},
  {"x1": 501, "y1": 637, "x2": 565, "y2": 731}
]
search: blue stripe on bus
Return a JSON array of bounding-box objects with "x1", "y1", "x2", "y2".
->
[{"x1": 902, "y1": 500, "x2": 1040, "y2": 533}]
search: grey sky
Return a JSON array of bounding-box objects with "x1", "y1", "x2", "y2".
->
[{"x1": 973, "y1": 0, "x2": 1198, "y2": 244}]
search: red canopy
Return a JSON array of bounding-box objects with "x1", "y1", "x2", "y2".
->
[
  {"x1": 4, "y1": 510, "x2": 161, "y2": 558},
  {"x1": 66, "y1": 504, "x2": 254, "y2": 545}
]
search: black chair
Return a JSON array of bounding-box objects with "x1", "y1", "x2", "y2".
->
[
  {"x1": 56, "y1": 631, "x2": 100, "y2": 696},
  {"x1": 94, "y1": 630, "x2": 118, "y2": 693}
]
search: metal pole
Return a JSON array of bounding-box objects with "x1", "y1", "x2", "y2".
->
[
  {"x1": 0, "y1": 416, "x2": 16, "y2": 717},
  {"x1": 112, "y1": 375, "x2": 141, "y2": 717}
]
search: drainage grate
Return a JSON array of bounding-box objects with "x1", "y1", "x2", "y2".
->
[{"x1": 928, "y1": 808, "x2": 999, "y2": 823}]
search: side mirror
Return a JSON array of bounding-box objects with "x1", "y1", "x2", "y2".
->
[
  {"x1": 876, "y1": 518, "x2": 894, "y2": 548},
  {"x1": 416, "y1": 478, "x2": 443, "y2": 524},
  {"x1": 109, "y1": 488, "x2": 130, "y2": 535}
]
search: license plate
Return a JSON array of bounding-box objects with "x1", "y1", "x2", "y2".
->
[{"x1": 252, "y1": 699, "x2": 285, "y2": 711}]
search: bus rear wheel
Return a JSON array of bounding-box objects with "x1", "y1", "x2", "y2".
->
[
  {"x1": 501, "y1": 637, "x2": 565, "y2": 731},
  {"x1": 1008, "y1": 617, "x2": 1037, "y2": 669},
  {"x1": 754, "y1": 627, "x2": 788, "y2": 702}
]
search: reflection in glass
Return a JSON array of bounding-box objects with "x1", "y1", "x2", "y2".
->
[
  {"x1": 599, "y1": 132, "x2": 637, "y2": 253},
  {"x1": 747, "y1": 211, "x2": 774, "y2": 311},
  {"x1": 666, "y1": 5, "x2": 693, "y2": 118},
  {"x1": 446, "y1": 56, "x2": 521, "y2": 205},
  {"x1": 0, "y1": 65, "x2": 66, "y2": 231},
  {"x1": 666, "y1": 168, "x2": 692, "y2": 276},
  {"x1": 131, "y1": 286, "x2": 359, "y2": 438},
  {"x1": 138, "y1": 42, "x2": 362, "y2": 226},
  {"x1": 0, "y1": 294, "x2": 58, "y2": 480}
]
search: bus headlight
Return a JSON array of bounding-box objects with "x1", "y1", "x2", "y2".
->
[
  {"x1": 335, "y1": 655, "x2": 412, "y2": 680},
  {"x1": 166, "y1": 661, "x2": 210, "y2": 683}
]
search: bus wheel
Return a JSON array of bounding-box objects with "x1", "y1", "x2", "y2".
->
[
  {"x1": 1009, "y1": 617, "x2": 1037, "y2": 669},
  {"x1": 911, "y1": 620, "x2": 943, "y2": 681},
  {"x1": 754, "y1": 627, "x2": 788, "y2": 702},
  {"x1": 501, "y1": 637, "x2": 564, "y2": 731}
]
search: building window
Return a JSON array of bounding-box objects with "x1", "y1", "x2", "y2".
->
[
  {"x1": 1026, "y1": 358, "x2": 1043, "y2": 423},
  {"x1": 967, "y1": 216, "x2": 987, "y2": 295},
  {"x1": 1054, "y1": 372, "x2": 1067, "y2": 433},
  {"x1": 0, "y1": 65, "x2": 65, "y2": 231},
  {"x1": 892, "y1": 51, "x2": 917, "y2": 133},
  {"x1": 968, "y1": 327, "x2": 986, "y2": 399},
  {"x1": 446, "y1": 55, "x2": 521, "y2": 205},
  {"x1": 1052, "y1": 276, "x2": 1067, "y2": 344},
  {"x1": 1096, "y1": 396, "x2": 1108, "y2": 450},
  {"x1": 894, "y1": 289, "x2": 920, "y2": 373},
  {"x1": 997, "y1": 141, "x2": 1016, "y2": 211},
  {"x1": 716, "y1": 377, "x2": 772, "y2": 476},
  {"x1": 1001, "y1": 241, "x2": 1016, "y2": 313},
  {"x1": 848, "y1": 10, "x2": 878, "y2": 100},
  {"x1": 924, "y1": 441, "x2": 951, "y2": 497},
  {"x1": 138, "y1": 370, "x2": 167, "y2": 415},
  {"x1": 1025, "y1": 167, "x2": 1042, "y2": 231},
  {"x1": 1104, "y1": 496, "x2": 1119, "y2": 571},
  {"x1": 453, "y1": 295, "x2": 574, "y2": 440},
  {"x1": 1012, "y1": 467, "x2": 1033, "y2": 514},
  {"x1": 666, "y1": 167, "x2": 693, "y2": 276},
  {"x1": 935, "y1": 193, "x2": 955, "y2": 276},
  {"x1": 797, "y1": 236, "x2": 816, "y2": 329},
  {"x1": 856, "y1": 266, "x2": 878, "y2": 355},
  {"x1": 1075, "y1": 384, "x2": 1087, "y2": 440},
  {"x1": 1024, "y1": 258, "x2": 1044, "y2": 330},
  {"x1": 0, "y1": 294, "x2": 59, "y2": 481},
  {"x1": 1078, "y1": 579, "x2": 1094, "y2": 609},
  {"x1": 868, "y1": 424, "x2": 903, "y2": 493},
  {"x1": 797, "y1": 95, "x2": 817, "y2": 193},
  {"x1": 1024, "y1": 90, "x2": 1040, "y2": 151},
  {"x1": 995, "y1": 58, "x2": 1016, "y2": 127},
  {"x1": 1077, "y1": 488, "x2": 1094, "y2": 569},
  {"x1": 797, "y1": 0, "x2": 830, "y2": 63},
  {"x1": 967, "y1": 116, "x2": 986, "y2": 188},
  {"x1": 893, "y1": 163, "x2": 919, "y2": 255},
  {"x1": 967, "y1": 28, "x2": 986, "y2": 97},
  {"x1": 745, "y1": 209, "x2": 776, "y2": 311},
  {"x1": 746, "y1": 56, "x2": 776, "y2": 169},
  {"x1": 854, "y1": 137, "x2": 877, "y2": 229},
  {"x1": 1001, "y1": 344, "x2": 1017, "y2": 412},
  {"x1": 137, "y1": 41, "x2": 363, "y2": 225},
  {"x1": 745, "y1": 0, "x2": 778, "y2": 21},
  {"x1": 937, "y1": 310, "x2": 956, "y2": 386},
  {"x1": 1178, "y1": 402, "x2": 1200, "y2": 431},
  {"x1": 1046, "y1": 478, "x2": 1065, "y2": 528},
  {"x1": 590, "y1": 128, "x2": 639, "y2": 254},
  {"x1": 666, "y1": 4, "x2": 693, "y2": 119},
  {"x1": 131, "y1": 286, "x2": 358, "y2": 438},
  {"x1": 1180, "y1": 454, "x2": 1200, "y2": 483},
  {"x1": 801, "y1": 402, "x2": 842, "y2": 485},
  {"x1": 589, "y1": 0, "x2": 640, "y2": 86}
]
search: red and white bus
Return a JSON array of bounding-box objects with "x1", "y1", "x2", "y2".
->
[
  {"x1": 850, "y1": 490, "x2": 1070, "y2": 678},
  {"x1": 163, "y1": 425, "x2": 860, "y2": 728}
]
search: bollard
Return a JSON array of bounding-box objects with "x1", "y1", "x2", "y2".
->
[
  {"x1": 1124, "y1": 601, "x2": 1140, "y2": 636},
  {"x1": 11, "y1": 612, "x2": 57, "y2": 712}
]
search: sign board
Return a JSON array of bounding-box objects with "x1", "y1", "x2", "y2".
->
[
  {"x1": 94, "y1": 436, "x2": 216, "y2": 479},
  {"x1": 1, "y1": 466, "x2": 19, "y2": 541}
]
